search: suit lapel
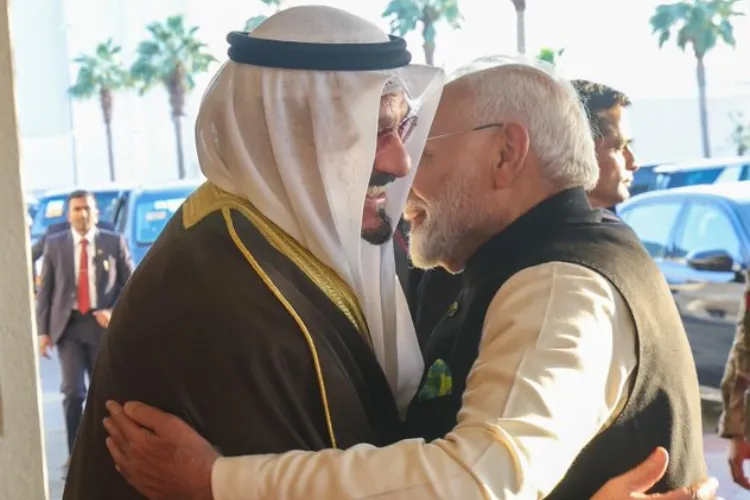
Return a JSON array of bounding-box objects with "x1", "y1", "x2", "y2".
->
[
  {"x1": 62, "y1": 231, "x2": 76, "y2": 287},
  {"x1": 94, "y1": 230, "x2": 106, "y2": 299}
]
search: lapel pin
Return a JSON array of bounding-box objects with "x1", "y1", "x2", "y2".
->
[
  {"x1": 446, "y1": 301, "x2": 459, "y2": 317},
  {"x1": 103, "y1": 259, "x2": 110, "y2": 272}
]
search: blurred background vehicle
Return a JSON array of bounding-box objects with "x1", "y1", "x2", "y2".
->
[
  {"x1": 630, "y1": 157, "x2": 750, "y2": 196},
  {"x1": 651, "y1": 157, "x2": 750, "y2": 192},
  {"x1": 629, "y1": 161, "x2": 663, "y2": 196},
  {"x1": 115, "y1": 179, "x2": 202, "y2": 266},
  {"x1": 618, "y1": 181, "x2": 750, "y2": 388}
]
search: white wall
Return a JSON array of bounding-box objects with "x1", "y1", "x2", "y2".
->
[
  {"x1": 0, "y1": 0, "x2": 49, "y2": 498},
  {"x1": 10, "y1": 0, "x2": 76, "y2": 189},
  {"x1": 631, "y1": 94, "x2": 750, "y2": 162}
]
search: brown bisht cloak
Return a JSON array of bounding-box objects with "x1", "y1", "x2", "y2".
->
[{"x1": 63, "y1": 183, "x2": 403, "y2": 499}]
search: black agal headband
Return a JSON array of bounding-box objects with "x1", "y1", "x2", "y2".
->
[{"x1": 226, "y1": 31, "x2": 412, "y2": 71}]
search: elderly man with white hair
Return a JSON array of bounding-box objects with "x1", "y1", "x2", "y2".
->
[{"x1": 99, "y1": 15, "x2": 714, "y2": 499}]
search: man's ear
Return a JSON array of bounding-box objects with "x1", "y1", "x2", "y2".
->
[{"x1": 490, "y1": 122, "x2": 530, "y2": 189}]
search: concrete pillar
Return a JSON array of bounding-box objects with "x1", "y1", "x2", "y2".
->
[{"x1": 0, "y1": 0, "x2": 49, "y2": 498}]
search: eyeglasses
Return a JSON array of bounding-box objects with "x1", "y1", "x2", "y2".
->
[
  {"x1": 398, "y1": 115, "x2": 419, "y2": 142},
  {"x1": 426, "y1": 122, "x2": 503, "y2": 142},
  {"x1": 378, "y1": 115, "x2": 419, "y2": 147}
]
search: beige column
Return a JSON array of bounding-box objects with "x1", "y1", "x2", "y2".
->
[{"x1": 0, "y1": 0, "x2": 49, "y2": 498}]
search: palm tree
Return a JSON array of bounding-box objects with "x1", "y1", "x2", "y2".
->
[
  {"x1": 509, "y1": 0, "x2": 526, "y2": 54},
  {"x1": 650, "y1": 0, "x2": 745, "y2": 158},
  {"x1": 536, "y1": 47, "x2": 564, "y2": 65},
  {"x1": 244, "y1": 0, "x2": 283, "y2": 31},
  {"x1": 730, "y1": 113, "x2": 750, "y2": 155},
  {"x1": 130, "y1": 15, "x2": 216, "y2": 179},
  {"x1": 68, "y1": 39, "x2": 130, "y2": 181},
  {"x1": 382, "y1": 0, "x2": 462, "y2": 66}
]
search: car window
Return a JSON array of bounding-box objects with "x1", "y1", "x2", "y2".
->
[
  {"x1": 673, "y1": 203, "x2": 742, "y2": 262},
  {"x1": 133, "y1": 195, "x2": 187, "y2": 245},
  {"x1": 113, "y1": 192, "x2": 130, "y2": 233},
  {"x1": 740, "y1": 203, "x2": 750, "y2": 236},
  {"x1": 656, "y1": 168, "x2": 723, "y2": 189},
  {"x1": 95, "y1": 192, "x2": 121, "y2": 223},
  {"x1": 620, "y1": 202, "x2": 682, "y2": 258},
  {"x1": 31, "y1": 196, "x2": 67, "y2": 238},
  {"x1": 630, "y1": 166, "x2": 658, "y2": 196},
  {"x1": 714, "y1": 165, "x2": 743, "y2": 183}
]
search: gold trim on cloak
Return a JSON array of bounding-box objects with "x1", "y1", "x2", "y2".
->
[
  {"x1": 181, "y1": 182, "x2": 376, "y2": 449},
  {"x1": 182, "y1": 183, "x2": 371, "y2": 344},
  {"x1": 220, "y1": 208, "x2": 337, "y2": 449}
]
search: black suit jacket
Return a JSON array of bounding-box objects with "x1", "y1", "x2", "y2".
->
[
  {"x1": 36, "y1": 228, "x2": 133, "y2": 343},
  {"x1": 32, "y1": 221, "x2": 116, "y2": 263}
]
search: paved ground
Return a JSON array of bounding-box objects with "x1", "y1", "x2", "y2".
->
[
  {"x1": 700, "y1": 390, "x2": 745, "y2": 499},
  {"x1": 39, "y1": 356, "x2": 750, "y2": 500},
  {"x1": 704, "y1": 434, "x2": 750, "y2": 499},
  {"x1": 39, "y1": 351, "x2": 68, "y2": 500}
]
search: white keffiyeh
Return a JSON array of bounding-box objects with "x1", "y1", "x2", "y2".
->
[{"x1": 196, "y1": 6, "x2": 445, "y2": 411}]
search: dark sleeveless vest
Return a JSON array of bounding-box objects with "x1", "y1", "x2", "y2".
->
[{"x1": 405, "y1": 188, "x2": 706, "y2": 498}]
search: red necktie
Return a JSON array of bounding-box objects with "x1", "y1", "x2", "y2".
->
[{"x1": 77, "y1": 238, "x2": 91, "y2": 314}]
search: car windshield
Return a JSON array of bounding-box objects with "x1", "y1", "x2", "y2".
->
[
  {"x1": 740, "y1": 203, "x2": 750, "y2": 237},
  {"x1": 656, "y1": 168, "x2": 723, "y2": 189},
  {"x1": 630, "y1": 166, "x2": 658, "y2": 195},
  {"x1": 30, "y1": 190, "x2": 121, "y2": 238},
  {"x1": 133, "y1": 192, "x2": 189, "y2": 245}
]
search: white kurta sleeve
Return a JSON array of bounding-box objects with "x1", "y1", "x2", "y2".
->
[{"x1": 212, "y1": 261, "x2": 638, "y2": 500}]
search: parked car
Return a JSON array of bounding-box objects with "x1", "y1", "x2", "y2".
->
[
  {"x1": 26, "y1": 194, "x2": 39, "y2": 220},
  {"x1": 617, "y1": 181, "x2": 750, "y2": 387},
  {"x1": 629, "y1": 161, "x2": 662, "y2": 196},
  {"x1": 650, "y1": 156, "x2": 750, "y2": 192},
  {"x1": 114, "y1": 179, "x2": 202, "y2": 266}
]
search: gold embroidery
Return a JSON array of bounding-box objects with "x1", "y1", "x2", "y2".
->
[
  {"x1": 221, "y1": 208, "x2": 337, "y2": 449},
  {"x1": 446, "y1": 301, "x2": 459, "y2": 317},
  {"x1": 183, "y1": 183, "x2": 371, "y2": 345}
]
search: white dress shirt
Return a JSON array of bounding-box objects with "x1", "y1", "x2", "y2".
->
[
  {"x1": 72, "y1": 227, "x2": 98, "y2": 310},
  {"x1": 212, "y1": 261, "x2": 638, "y2": 499}
]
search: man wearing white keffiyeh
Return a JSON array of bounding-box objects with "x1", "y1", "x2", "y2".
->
[{"x1": 62, "y1": 6, "x2": 444, "y2": 500}]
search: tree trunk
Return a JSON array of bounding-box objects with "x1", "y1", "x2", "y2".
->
[
  {"x1": 172, "y1": 114, "x2": 186, "y2": 179},
  {"x1": 421, "y1": 18, "x2": 436, "y2": 66},
  {"x1": 167, "y1": 66, "x2": 187, "y2": 179},
  {"x1": 99, "y1": 87, "x2": 116, "y2": 181},
  {"x1": 104, "y1": 121, "x2": 115, "y2": 181},
  {"x1": 695, "y1": 55, "x2": 711, "y2": 158},
  {"x1": 423, "y1": 41, "x2": 435, "y2": 66},
  {"x1": 515, "y1": 7, "x2": 526, "y2": 54}
]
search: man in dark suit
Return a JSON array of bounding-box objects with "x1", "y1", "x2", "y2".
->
[
  {"x1": 31, "y1": 218, "x2": 117, "y2": 292},
  {"x1": 31, "y1": 220, "x2": 116, "y2": 263},
  {"x1": 36, "y1": 189, "x2": 133, "y2": 464}
]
